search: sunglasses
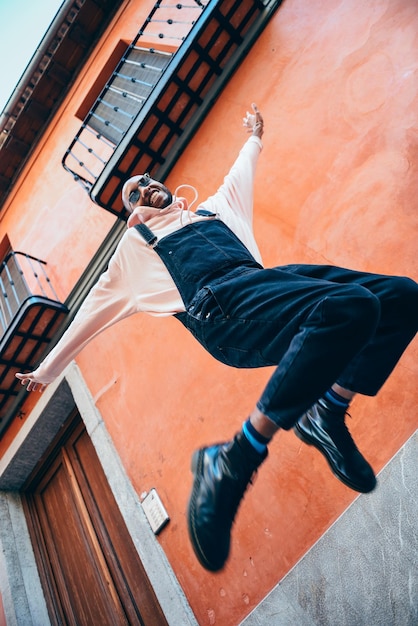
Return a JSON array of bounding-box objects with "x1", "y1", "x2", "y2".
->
[{"x1": 129, "y1": 173, "x2": 151, "y2": 204}]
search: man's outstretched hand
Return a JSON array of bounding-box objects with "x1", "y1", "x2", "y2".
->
[
  {"x1": 15, "y1": 371, "x2": 48, "y2": 392},
  {"x1": 243, "y1": 103, "x2": 264, "y2": 138}
]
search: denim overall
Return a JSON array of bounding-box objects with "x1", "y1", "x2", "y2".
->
[{"x1": 135, "y1": 217, "x2": 418, "y2": 429}]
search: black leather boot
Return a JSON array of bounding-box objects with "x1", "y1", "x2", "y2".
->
[
  {"x1": 294, "y1": 398, "x2": 376, "y2": 493},
  {"x1": 187, "y1": 432, "x2": 267, "y2": 571}
]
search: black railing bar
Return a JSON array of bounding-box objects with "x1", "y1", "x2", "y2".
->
[
  {"x1": 155, "y1": 3, "x2": 207, "y2": 8},
  {"x1": 2, "y1": 259, "x2": 23, "y2": 310},
  {"x1": 132, "y1": 45, "x2": 173, "y2": 57},
  {"x1": 0, "y1": 261, "x2": 11, "y2": 281},
  {"x1": 151, "y1": 19, "x2": 198, "y2": 25},
  {"x1": 10, "y1": 251, "x2": 47, "y2": 265},
  {"x1": 138, "y1": 32, "x2": 186, "y2": 41},
  {"x1": 37, "y1": 261, "x2": 61, "y2": 302},
  {"x1": 65, "y1": 149, "x2": 92, "y2": 170},
  {"x1": 96, "y1": 98, "x2": 135, "y2": 121},
  {"x1": 0, "y1": 281, "x2": 7, "y2": 299},
  {"x1": 107, "y1": 85, "x2": 147, "y2": 105},
  {"x1": 60, "y1": 0, "x2": 209, "y2": 203},
  {"x1": 62, "y1": 160, "x2": 94, "y2": 190},
  {"x1": 22, "y1": 255, "x2": 48, "y2": 298},
  {"x1": 123, "y1": 59, "x2": 166, "y2": 73},
  {"x1": 113, "y1": 72, "x2": 155, "y2": 88},
  {"x1": 0, "y1": 275, "x2": 14, "y2": 319},
  {"x1": 21, "y1": 255, "x2": 46, "y2": 296},
  {"x1": 64, "y1": 151, "x2": 100, "y2": 182},
  {"x1": 82, "y1": 124, "x2": 116, "y2": 149},
  {"x1": 8, "y1": 252, "x2": 33, "y2": 306},
  {"x1": 65, "y1": 149, "x2": 89, "y2": 168},
  {"x1": 0, "y1": 306, "x2": 7, "y2": 333},
  {"x1": 75, "y1": 136, "x2": 108, "y2": 166},
  {"x1": 90, "y1": 112, "x2": 125, "y2": 136}
]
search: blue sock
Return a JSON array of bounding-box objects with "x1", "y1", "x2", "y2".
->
[
  {"x1": 323, "y1": 388, "x2": 350, "y2": 409},
  {"x1": 242, "y1": 419, "x2": 271, "y2": 454}
]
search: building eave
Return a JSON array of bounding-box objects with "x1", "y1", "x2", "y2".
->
[{"x1": 0, "y1": 0, "x2": 125, "y2": 210}]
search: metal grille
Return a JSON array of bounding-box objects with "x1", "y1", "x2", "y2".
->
[
  {"x1": 63, "y1": 0, "x2": 208, "y2": 190},
  {"x1": 62, "y1": 0, "x2": 282, "y2": 217},
  {"x1": 89, "y1": 47, "x2": 172, "y2": 145},
  {"x1": 0, "y1": 252, "x2": 62, "y2": 338},
  {"x1": 0, "y1": 251, "x2": 68, "y2": 435}
]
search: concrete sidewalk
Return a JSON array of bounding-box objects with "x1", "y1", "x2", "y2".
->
[{"x1": 241, "y1": 430, "x2": 418, "y2": 626}]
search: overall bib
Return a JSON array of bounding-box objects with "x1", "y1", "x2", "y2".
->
[{"x1": 135, "y1": 218, "x2": 418, "y2": 429}]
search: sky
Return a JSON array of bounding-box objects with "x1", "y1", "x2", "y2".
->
[{"x1": 0, "y1": 0, "x2": 64, "y2": 113}]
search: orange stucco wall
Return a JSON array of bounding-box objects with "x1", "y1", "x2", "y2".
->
[{"x1": 1, "y1": 1, "x2": 417, "y2": 624}]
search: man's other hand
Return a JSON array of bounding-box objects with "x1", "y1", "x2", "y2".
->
[
  {"x1": 243, "y1": 103, "x2": 264, "y2": 138},
  {"x1": 15, "y1": 372, "x2": 48, "y2": 392}
]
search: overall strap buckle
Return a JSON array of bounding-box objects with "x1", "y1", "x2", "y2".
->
[{"x1": 134, "y1": 223, "x2": 158, "y2": 248}]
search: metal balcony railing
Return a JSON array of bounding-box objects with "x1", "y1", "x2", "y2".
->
[
  {"x1": 62, "y1": 0, "x2": 209, "y2": 193},
  {"x1": 0, "y1": 252, "x2": 68, "y2": 436},
  {"x1": 63, "y1": 0, "x2": 282, "y2": 219},
  {"x1": 0, "y1": 252, "x2": 62, "y2": 336}
]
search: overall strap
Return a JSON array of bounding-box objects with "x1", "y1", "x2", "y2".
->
[
  {"x1": 134, "y1": 223, "x2": 158, "y2": 247},
  {"x1": 195, "y1": 209, "x2": 217, "y2": 217},
  {"x1": 134, "y1": 212, "x2": 216, "y2": 247}
]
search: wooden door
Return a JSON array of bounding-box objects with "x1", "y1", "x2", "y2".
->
[{"x1": 23, "y1": 414, "x2": 168, "y2": 626}]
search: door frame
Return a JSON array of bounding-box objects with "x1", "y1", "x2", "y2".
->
[{"x1": 0, "y1": 362, "x2": 197, "y2": 626}]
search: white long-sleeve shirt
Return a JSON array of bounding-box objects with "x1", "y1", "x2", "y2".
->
[{"x1": 32, "y1": 136, "x2": 263, "y2": 383}]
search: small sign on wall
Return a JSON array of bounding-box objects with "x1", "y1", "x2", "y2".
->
[{"x1": 141, "y1": 488, "x2": 170, "y2": 534}]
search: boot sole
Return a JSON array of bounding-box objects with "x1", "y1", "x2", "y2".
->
[
  {"x1": 187, "y1": 449, "x2": 224, "y2": 572},
  {"x1": 293, "y1": 423, "x2": 376, "y2": 494}
]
